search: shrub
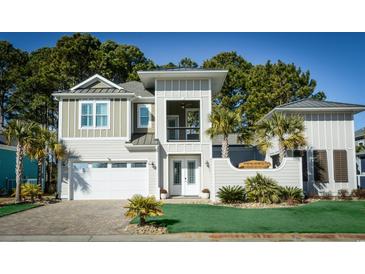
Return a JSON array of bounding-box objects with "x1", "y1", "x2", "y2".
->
[
  {"x1": 201, "y1": 188, "x2": 210, "y2": 193},
  {"x1": 12, "y1": 183, "x2": 43, "y2": 203},
  {"x1": 280, "y1": 186, "x2": 304, "y2": 205},
  {"x1": 217, "y1": 185, "x2": 245, "y2": 204},
  {"x1": 351, "y1": 189, "x2": 365, "y2": 199},
  {"x1": 124, "y1": 195, "x2": 164, "y2": 226},
  {"x1": 338, "y1": 189, "x2": 351, "y2": 200},
  {"x1": 245, "y1": 173, "x2": 281, "y2": 204},
  {"x1": 160, "y1": 188, "x2": 167, "y2": 194}
]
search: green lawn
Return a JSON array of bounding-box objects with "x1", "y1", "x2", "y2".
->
[
  {"x1": 134, "y1": 201, "x2": 365, "y2": 233},
  {"x1": 0, "y1": 203, "x2": 40, "y2": 217}
]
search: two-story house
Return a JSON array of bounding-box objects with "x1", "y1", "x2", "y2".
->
[
  {"x1": 54, "y1": 70, "x2": 365, "y2": 200},
  {"x1": 54, "y1": 69, "x2": 227, "y2": 200}
]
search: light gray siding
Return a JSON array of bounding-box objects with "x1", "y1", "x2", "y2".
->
[{"x1": 212, "y1": 158, "x2": 302, "y2": 200}]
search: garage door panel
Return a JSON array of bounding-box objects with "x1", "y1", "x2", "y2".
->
[{"x1": 72, "y1": 162, "x2": 148, "y2": 200}]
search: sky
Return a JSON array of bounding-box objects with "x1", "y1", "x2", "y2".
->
[{"x1": 1, "y1": 32, "x2": 364, "y2": 129}]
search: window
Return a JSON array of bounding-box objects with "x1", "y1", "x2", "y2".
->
[
  {"x1": 333, "y1": 150, "x2": 348, "y2": 182},
  {"x1": 96, "y1": 103, "x2": 108, "y2": 127},
  {"x1": 187, "y1": 160, "x2": 196, "y2": 184},
  {"x1": 81, "y1": 103, "x2": 93, "y2": 127},
  {"x1": 313, "y1": 150, "x2": 329, "y2": 183},
  {"x1": 92, "y1": 162, "x2": 108, "y2": 168},
  {"x1": 80, "y1": 100, "x2": 109, "y2": 129},
  {"x1": 111, "y1": 162, "x2": 127, "y2": 168},
  {"x1": 131, "y1": 162, "x2": 146, "y2": 168},
  {"x1": 137, "y1": 104, "x2": 151, "y2": 128},
  {"x1": 173, "y1": 161, "x2": 181, "y2": 185}
]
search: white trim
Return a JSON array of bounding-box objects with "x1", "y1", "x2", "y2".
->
[
  {"x1": 79, "y1": 100, "x2": 111, "y2": 130},
  {"x1": 137, "y1": 103, "x2": 152, "y2": 129},
  {"x1": 58, "y1": 100, "x2": 63, "y2": 140},
  {"x1": 127, "y1": 99, "x2": 131, "y2": 141},
  {"x1": 61, "y1": 137, "x2": 129, "y2": 141},
  {"x1": 70, "y1": 74, "x2": 122, "y2": 90},
  {"x1": 53, "y1": 93, "x2": 134, "y2": 99}
]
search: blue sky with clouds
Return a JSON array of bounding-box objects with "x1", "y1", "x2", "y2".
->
[{"x1": 1, "y1": 32, "x2": 364, "y2": 129}]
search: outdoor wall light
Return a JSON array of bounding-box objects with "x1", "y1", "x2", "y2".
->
[
  {"x1": 149, "y1": 161, "x2": 156, "y2": 169},
  {"x1": 205, "y1": 160, "x2": 210, "y2": 168}
]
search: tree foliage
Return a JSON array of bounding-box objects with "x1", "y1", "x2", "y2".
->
[{"x1": 0, "y1": 41, "x2": 28, "y2": 127}]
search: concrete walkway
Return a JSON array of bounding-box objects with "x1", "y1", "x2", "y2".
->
[
  {"x1": 1, "y1": 233, "x2": 365, "y2": 242},
  {"x1": 0, "y1": 200, "x2": 129, "y2": 235}
]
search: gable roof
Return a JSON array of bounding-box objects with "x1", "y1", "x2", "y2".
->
[
  {"x1": 70, "y1": 74, "x2": 122, "y2": 90},
  {"x1": 261, "y1": 98, "x2": 365, "y2": 120},
  {"x1": 119, "y1": 81, "x2": 154, "y2": 97}
]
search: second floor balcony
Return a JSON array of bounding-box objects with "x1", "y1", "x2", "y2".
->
[{"x1": 166, "y1": 100, "x2": 200, "y2": 142}]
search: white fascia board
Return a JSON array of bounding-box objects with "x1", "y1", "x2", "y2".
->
[
  {"x1": 70, "y1": 74, "x2": 122, "y2": 90},
  {"x1": 260, "y1": 106, "x2": 365, "y2": 122},
  {"x1": 52, "y1": 93, "x2": 135, "y2": 99}
]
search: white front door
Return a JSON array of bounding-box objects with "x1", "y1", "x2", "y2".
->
[{"x1": 169, "y1": 155, "x2": 200, "y2": 196}]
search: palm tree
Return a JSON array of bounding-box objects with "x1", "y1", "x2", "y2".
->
[
  {"x1": 25, "y1": 125, "x2": 66, "y2": 188},
  {"x1": 255, "y1": 112, "x2": 306, "y2": 163},
  {"x1": 3, "y1": 120, "x2": 37, "y2": 203},
  {"x1": 206, "y1": 106, "x2": 241, "y2": 158}
]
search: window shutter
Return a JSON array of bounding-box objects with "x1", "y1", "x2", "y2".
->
[
  {"x1": 294, "y1": 150, "x2": 308, "y2": 182},
  {"x1": 313, "y1": 150, "x2": 328, "y2": 183},
  {"x1": 333, "y1": 150, "x2": 348, "y2": 183}
]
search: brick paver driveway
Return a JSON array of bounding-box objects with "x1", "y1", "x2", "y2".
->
[{"x1": 0, "y1": 200, "x2": 129, "y2": 235}]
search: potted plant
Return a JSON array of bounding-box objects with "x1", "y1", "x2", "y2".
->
[
  {"x1": 160, "y1": 188, "x2": 168, "y2": 199},
  {"x1": 201, "y1": 188, "x2": 210, "y2": 199}
]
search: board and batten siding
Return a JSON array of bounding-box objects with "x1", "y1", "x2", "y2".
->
[
  {"x1": 212, "y1": 158, "x2": 302, "y2": 200},
  {"x1": 61, "y1": 98, "x2": 128, "y2": 138},
  {"x1": 60, "y1": 139, "x2": 158, "y2": 198}
]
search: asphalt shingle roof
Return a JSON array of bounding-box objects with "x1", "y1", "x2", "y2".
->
[
  {"x1": 119, "y1": 81, "x2": 154, "y2": 97},
  {"x1": 129, "y1": 133, "x2": 158, "y2": 146},
  {"x1": 276, "y1": 98, "x2": 365, "y2": 109}
]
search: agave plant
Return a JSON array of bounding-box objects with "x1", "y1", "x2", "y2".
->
[
  {"x1": 280, "y1": 186, "x2": 304, "y2": 205},
  {"x1": 124, "y1": 195, "x2": 164, "y2": 226},
  {"x1": 217, "y1": 185, "x2": 245, "y2": 204},
  {"x1": 245, "y1": 173, "x2": 281, "y2": 204}
]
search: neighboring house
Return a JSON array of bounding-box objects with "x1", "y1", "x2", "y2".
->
[
  {"x1": 0, "y1": 136, "x2": 38, "y2": 194},
  {"x1": 355, "y1": 127, "x2": 365, "y2": 188},
  {"x1": 53, "y1": 71, "x2": 365, "y2": 200}
]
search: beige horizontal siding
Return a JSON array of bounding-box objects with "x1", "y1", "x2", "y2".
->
[{"x1": 61, "y1": 98, "x2": 127, "y2": 138}]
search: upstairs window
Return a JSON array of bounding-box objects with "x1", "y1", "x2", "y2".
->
[
  {"x1": 80, "y1": 100, "x2": 109, "y2": 129},
  {"x1": 137, "y1": 104, "x2": 151, "y2": 128},
  {"x1": 96, "y1": 102, "x2": 108, "y2": 127},
  {"x1": 81, "y1": 103, "x2": 93, "y2": 127}
]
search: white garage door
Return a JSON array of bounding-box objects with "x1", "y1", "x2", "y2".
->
[{"x1": 72, "y1": 161, "x2": 148, "y2": 200}]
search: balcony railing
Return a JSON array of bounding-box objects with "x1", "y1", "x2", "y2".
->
[{"x1": 167, "y1": 127, "x2": 200, "y2": 142}]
